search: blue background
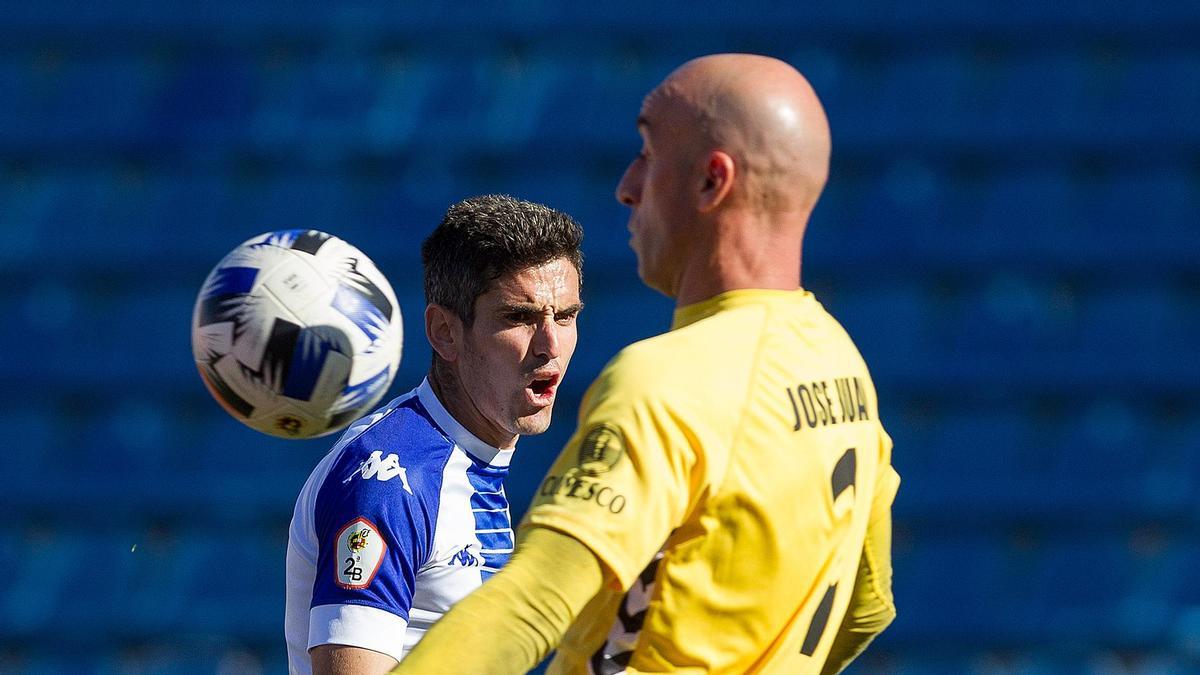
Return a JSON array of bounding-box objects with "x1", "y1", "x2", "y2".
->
[{"x1": 1, "y1": 2, "x2": 1198, "y2": 673}]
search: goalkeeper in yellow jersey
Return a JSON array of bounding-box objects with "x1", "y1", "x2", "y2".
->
[{"x1": 396, "y1": 52, "x2": 899, "y2": 674}]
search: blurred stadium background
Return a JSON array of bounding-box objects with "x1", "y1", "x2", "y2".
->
[{"x1": 1, "y1": 2, "x2": 1198, "y2": 673}]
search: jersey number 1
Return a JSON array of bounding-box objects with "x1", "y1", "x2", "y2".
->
[{"x1": 800, "y1": 447, "x2": 856, "y2": 656}]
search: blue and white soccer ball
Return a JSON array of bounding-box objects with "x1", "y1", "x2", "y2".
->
[{"x1": 191, "y1": 230, "x2": 403, "y2": 439}]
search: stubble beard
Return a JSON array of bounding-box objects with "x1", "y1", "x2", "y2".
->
[{"x1": 513, "y1": 407, "x2": 553, "y2": 437}]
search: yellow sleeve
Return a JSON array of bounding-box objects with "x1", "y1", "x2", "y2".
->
[
  {"x1": 391, "y1": 527, "x2": 605, "y2": 674},
  {"x1": 822, "y1": 438, "x2": 900, "y2": 675},
  {"x1": 521, "y1": 350, "x2": 702, "y2": 589}
]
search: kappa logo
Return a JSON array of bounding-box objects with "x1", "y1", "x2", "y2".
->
[
  {"x1": 449, "y1": 547, "x2": 484, "y2": 567},
  {"x1": 344, "y1": 450, "x2": 413, "y2": 494}
]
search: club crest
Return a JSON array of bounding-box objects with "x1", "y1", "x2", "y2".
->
[{"x1": 577, "y1": 423, "x2": 625, "y2": 476}]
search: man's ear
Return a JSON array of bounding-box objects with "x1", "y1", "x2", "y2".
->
[
  {"x1": 425, "y1": 304, "x2": 463, "y2": 363},
  {"x1": 698, "y1": 150, "x2": 736, "y2": 213}
]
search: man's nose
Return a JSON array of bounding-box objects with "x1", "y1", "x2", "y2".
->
[
  {"x1": 532, "y1": 316, "x2": 561, "y2": 360},
  {"x1": 616, "y1": 160, "x2": 641, "y2": 206}
]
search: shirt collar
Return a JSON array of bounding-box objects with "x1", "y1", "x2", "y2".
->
[
  {"x1": 672, "y1": 288, "x2": 813, "y2": 330},
  {"x1": 416, "y1": 377, "x2": 515, "y2": 468}
]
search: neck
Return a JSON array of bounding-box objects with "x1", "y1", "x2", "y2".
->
[
  {"x1": 673, "y1": 211, "x2": 806, "y2": 308},
  {"x1": 428, "y1": 361, "x2": 516, "y2": 450}
]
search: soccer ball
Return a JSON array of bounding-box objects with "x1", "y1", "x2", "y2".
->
[{"x1": 191, "y1": 230, "x2": 403, "y2": 439}]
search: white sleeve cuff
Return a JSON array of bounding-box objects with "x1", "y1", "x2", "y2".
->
[{"x1": 308, "y1": 604, "x2": 410, "y2": 663}]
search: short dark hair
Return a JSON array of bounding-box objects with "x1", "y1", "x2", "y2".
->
[{"x1": 422, "y1": 194, "x2": 584, "y2": 325}]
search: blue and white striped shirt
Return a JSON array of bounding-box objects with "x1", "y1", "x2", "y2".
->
[{"x1": 285, "y1": 379, "x2": 515, "y2": 673}]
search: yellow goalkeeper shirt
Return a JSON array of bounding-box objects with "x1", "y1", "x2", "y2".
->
[{"x1": 523, "y1": 288, "x2": 899, "y2": 674}]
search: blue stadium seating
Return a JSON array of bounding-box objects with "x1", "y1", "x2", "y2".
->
[
  {"x1": 534, "y1": 52, "x2": 659, "y2": 150},
  {"x1": 0, "y1": 527, "x2": 23, "y2": 628},
  {"x1": 1084, "y1": 170, "x2": 1200, "y2": 267},
  {"x1": 2, "y1": 3, "x2": 1197, "y2": 671},
  {"x1": 170, "y1": 529, "x2": 284, "y2": 638},
  {"x1": 891, "y1": 533, "x2": 1018, "y2": 642},
  {"x1": 826, "y1": 284, "x2": 929, "y2": 360},
  {"x1": 1117, "y1": 53, "x2": 1200, "y2": 141}
]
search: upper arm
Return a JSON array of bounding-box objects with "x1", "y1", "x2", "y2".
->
[
  {"x1": 311, "y1": 489, "x2": 429, "y2": 617},
  {"x1": 840, "y1": 438, "x2": 900, "y2": 632},
  {"x1": 311, "y1": 644, "x2": 398, "y2": 675},
  {"x1": 853, "y1": 473, "x2": 898, "y2": 623},
  {"x1": 818, "y1": 451, "x2": 899, "y2": 675},
  {"x1": 862, "y1": 434, "x2": 899, "y2": 610},
  {"x1": 306, "y1": 450, "x2": 441, "y2": 660}
]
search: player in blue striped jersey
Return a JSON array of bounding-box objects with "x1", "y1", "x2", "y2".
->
[{"x1": 284, "y1": 195, "x2": 585, "y2": 674}]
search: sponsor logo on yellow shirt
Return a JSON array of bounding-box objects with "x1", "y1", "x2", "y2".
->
[{"x1": 578, "y1": 423, "x2": 624, "y2": 476}]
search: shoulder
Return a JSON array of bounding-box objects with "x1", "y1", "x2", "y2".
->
[
  {"x1": 315, "y1": 394, "x2": 459, "y2": 513},
  {"x1": 345, "y1": 394, "x2": 459, "y2": 468},
  {"x1": 594, "y1": 305, "x2": 768, "y2": 403}
]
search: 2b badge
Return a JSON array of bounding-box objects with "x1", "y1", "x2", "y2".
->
[{"x1": 334, "y1": 517, "x2": 387, "y2": 589}]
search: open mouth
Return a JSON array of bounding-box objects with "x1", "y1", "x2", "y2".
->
[{"x1": 527, "y1": 373, "x2": 560, "y2": 401}]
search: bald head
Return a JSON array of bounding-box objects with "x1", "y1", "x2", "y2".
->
[
  {"x1": 616, "y1": 54, "x2": 830, "y2": 303},
  {"x1": 646, "y1": 53, "x2": 831, "y2": 213}
]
